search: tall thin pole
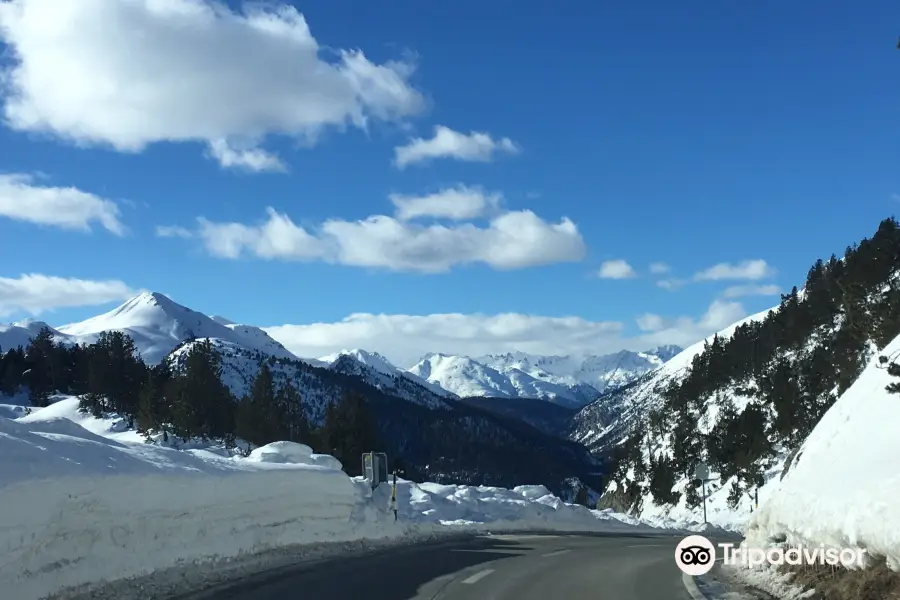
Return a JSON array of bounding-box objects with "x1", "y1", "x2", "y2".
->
[{"x1": 702, "y1": 480, "x2": 708, "y2": 524}]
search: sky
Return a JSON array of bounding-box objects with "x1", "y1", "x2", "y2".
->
[{"x1": 0, "y1": 0, "x2": 899, "y2": 366}]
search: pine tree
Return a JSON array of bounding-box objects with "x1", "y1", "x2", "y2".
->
[
  {"x1": 0, "y1": 347, "x2": 26, "y2": 396},
  {"x1": 136, "y1": 360, "x2": 173, "y2": 438},
  {"x1": 169, "y1": 340, "x2": 234, "y2": 440},
  {"x1": 321, "y1": 391, "x2": 379, "y2": 475},
  {"x1": 277, "y1": 379, "x2": 310, "y2": 444},
  {"x1": 24, "y1": 327, "x2": 56, "y2": 407},
  {"x1": 80, "y1": 331, "x2": 146, "y2": 425},
  {"x1": 235, "y1": 363, "x2": 280, "y2": 447}
]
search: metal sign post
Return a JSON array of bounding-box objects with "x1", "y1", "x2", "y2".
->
[{"x1": 694, "y1": 462, "x2": 711, "y2": 524}]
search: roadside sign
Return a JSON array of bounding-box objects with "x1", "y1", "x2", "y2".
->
[{"x1": 694, "y1": 462, "x2": 709, "y2": 481}]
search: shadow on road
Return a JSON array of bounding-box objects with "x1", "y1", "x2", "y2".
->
[{"x1": 182, "y1": 536, "x2": 534, "y2": 600}]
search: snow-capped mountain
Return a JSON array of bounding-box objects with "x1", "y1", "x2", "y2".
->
[
  {"x1": 406, "y1": 346, "x2": 683, "y2": 407},
  {"x1": 407, "y1": 353, "x2": 591, "y2": 408},
  {"x1": 477, "y1": 347, "x2": 682, "y2": 395},
  {"x1": 317, "y1": 349, "x2": 455, "y2": 408},
  {"x1": 0, "y1": 292, "x2": 680, "y2": 410},
  {"x1": 56, "y1": 292, "x2": 295, "y2": 364}
]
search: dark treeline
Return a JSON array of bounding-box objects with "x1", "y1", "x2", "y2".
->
[
  {"x1": 609, "y1": 217, "x2": 900, "y2": 511},
  {"x1": 0, "y1": 332, "x2": 378, "y2": 476}
]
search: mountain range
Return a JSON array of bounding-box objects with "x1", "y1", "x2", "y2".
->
[{"x1": 0, "y1": 292, "x2": 681, "y2": 408}]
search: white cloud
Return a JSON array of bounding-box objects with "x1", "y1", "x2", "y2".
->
[
  {"x1": 389, "y1": 185, "x2": 501, "y2": 221},
  {"x1": 207, "y1": 140, "x2": 286, "y2": 173},
  {"x1": 191, "y1": 206, "x2": 585, "y2": 272},
  {"x1": 657, "y1": 278, "x2": 686, "y2": 290},
  {"x1": 649, "y1": 262, "x2": 670, "y2": 275},
  {"x1": 636, "y1": 313, "x2": 666, "y2": 332},
  {"x1": 394, "y1": 125, "x2": 519, "y2": 168},
  {"x1": 264, "y1": 298, "x2": 748, "y2": 367},
  {"x1": 720, "y1": 284, "x2": 781, "y2": 299},
  {"x1": 0, "y1": 274, "x2": 138, "y2": 318},
  {"x1": 0, "y1": 173, "x2": 125, "y2": 235},
  {"x1": 155, "y1": 225, "x2": 194, "y2": 239},
  {"x1": 693, "y1": 259, "x2": 776, "y2": 281},
  {"x1": 0, "y1": 0, "x2": 425, "y2": 170},
  {"x1": 598, "y1": 259, "x2": 636, "y2": 279}
]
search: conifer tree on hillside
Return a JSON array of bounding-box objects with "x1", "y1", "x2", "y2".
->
[
  {"x1": 169, "y1": 340, "x2": 234, "y2": 441},
  {"x1": 0, "y1": 347, "x2": 26, "y2": 396},
  {"x1": 136, "y1": 360, "x2": 174, "y2": 439},
  {"x1": 24, "y1": 327, "x2": 57, "y2": 407},
  {"x1": 277, "y1": 378, "x2": 310, "y2": 444},
  {"x1": 79, "y1": 331, "x2": 146, "y2": 425},
  {"x1": 235, "y1": 363, "x2": 280, "y2": 447},
  {"x1": 321, "y1": 390, "x2": 379, "y2": 476},
  {"x1": 67, "y1": 344, "x2": 91, "y2": 396},
  {"x1": 609, "y1": 216, "x2": 900, "y2": 508}
]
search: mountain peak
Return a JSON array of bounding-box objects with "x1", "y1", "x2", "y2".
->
[{"x1": 54, "y1": 291, "x2": 295, "y2": 364}]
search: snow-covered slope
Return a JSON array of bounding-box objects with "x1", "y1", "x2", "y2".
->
[
  {"x1": 57, "y1": 292, "x2": 296, "y2": 364},
  {"x1": 571, "y1": 306, "x2": 782, "y2": 533},
  {"x1": 0, "y1": 398, "x2": 668, "y2": 600},
  {"x1": 168, "y1": 340, "x2": 453, "y2": 416},
  {"x1": 319, "y1": 349, "x2": 455, "y2": 399},
  {"x1": 571, "y1": 308, "x2": 776, "y2": 452},
  {"x1": 741, "y1": 332, "x2": 900, "y2": 571}
]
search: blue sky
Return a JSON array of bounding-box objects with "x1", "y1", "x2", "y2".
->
[{"x1": 0, "y1": 0, "x2": 898, "y2": 364}]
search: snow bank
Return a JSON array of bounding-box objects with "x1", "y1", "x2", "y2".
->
[
  {"x1": 741, "y1": 333, "x2": 900, "y2": 571},
  {"x1": 1, "y1": 398, "x2": 664, "y2": 600}
]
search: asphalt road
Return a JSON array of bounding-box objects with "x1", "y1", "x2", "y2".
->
[{"x1": 179, "y1": 531, "x2": 740, "y2": 600}]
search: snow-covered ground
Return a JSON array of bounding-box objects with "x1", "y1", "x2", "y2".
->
[
  {"x1": 737, "y1": 332, "x2": 900, "y2": 576},
  {"x1": 1, "y1": 397, "x2": 670, "y2": 600}
]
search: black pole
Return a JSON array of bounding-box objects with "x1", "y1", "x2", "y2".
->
[
  {"x1": 702, "y1": 480, "x2": 708, "y2": 524},
  {"x1": 392, "y1": 470, "x2": 398, "y2": 521}
]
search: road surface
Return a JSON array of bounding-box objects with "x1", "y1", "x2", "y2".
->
[{"x1": 178, "y1": 531, "x2": 739, "y2": 600}]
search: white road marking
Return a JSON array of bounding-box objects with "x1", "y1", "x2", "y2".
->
[
  {"x1": 542, "y1": 549, "x2": 572, "y2": 557},
  {"x1": 625, "y1": 544, "x2": 667, "y2": 548},
  {"x1": 461, "y1": 569, "x2": 495, "y2": 584}
]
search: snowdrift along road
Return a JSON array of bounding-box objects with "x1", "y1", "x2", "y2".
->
[{"x1": 0, "y1": 398, "x2": 666, "y2": 600}]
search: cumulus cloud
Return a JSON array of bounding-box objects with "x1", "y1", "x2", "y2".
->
[
  {"x1": 0, "y1": 173, "x2": 125, "y2": 234},
  {"x1": 389, "y1": 185, "x2": 501, "y2": 221},
  {"x1": 394, "y1": 125, "x2": 519, "y2": 168},
  {"x1": 598, "y1": 259, "x2": 636, "y2": 279},
  {"x1": 649, "y1": 262, "x2": 670, "y2": 275},
  {"x1": 0, "y1": 0, "x2": 424, "y2": 170},
  {"x1": 693, "y1": 259, "x2": 776, "y2": 281},
  {"x1": 189, "y1": 206, "x2": 585, "y2": 272},
  {"x1": 636, "y1": 313, "x2": 667, "y2": 332},
  {"x1": 720, "y1": 284, "x2": 781, "y2": 299},
  {"x1": 206, "y1": 140, "x2": 286, "y2": 173},
  {"x1": 155, "y1": 225, "x2": 194, "y2": 239},
  {"x1": 657, "y1": 278, "x2": 686, "y2": 290},
  {"x1": 0, "y1": 274, "x2": 138, "y2": 317},
  {"x1": 264, "y1": 298, "x2": 748, "y2": 367}
]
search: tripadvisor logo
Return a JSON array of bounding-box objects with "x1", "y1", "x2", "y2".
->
[
  {"x1": 675, "y1": 535, "x2": 716, "y2": 576},
  {"x1": 675, "y1": 535, "x2": 867, "y2": 576}
]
